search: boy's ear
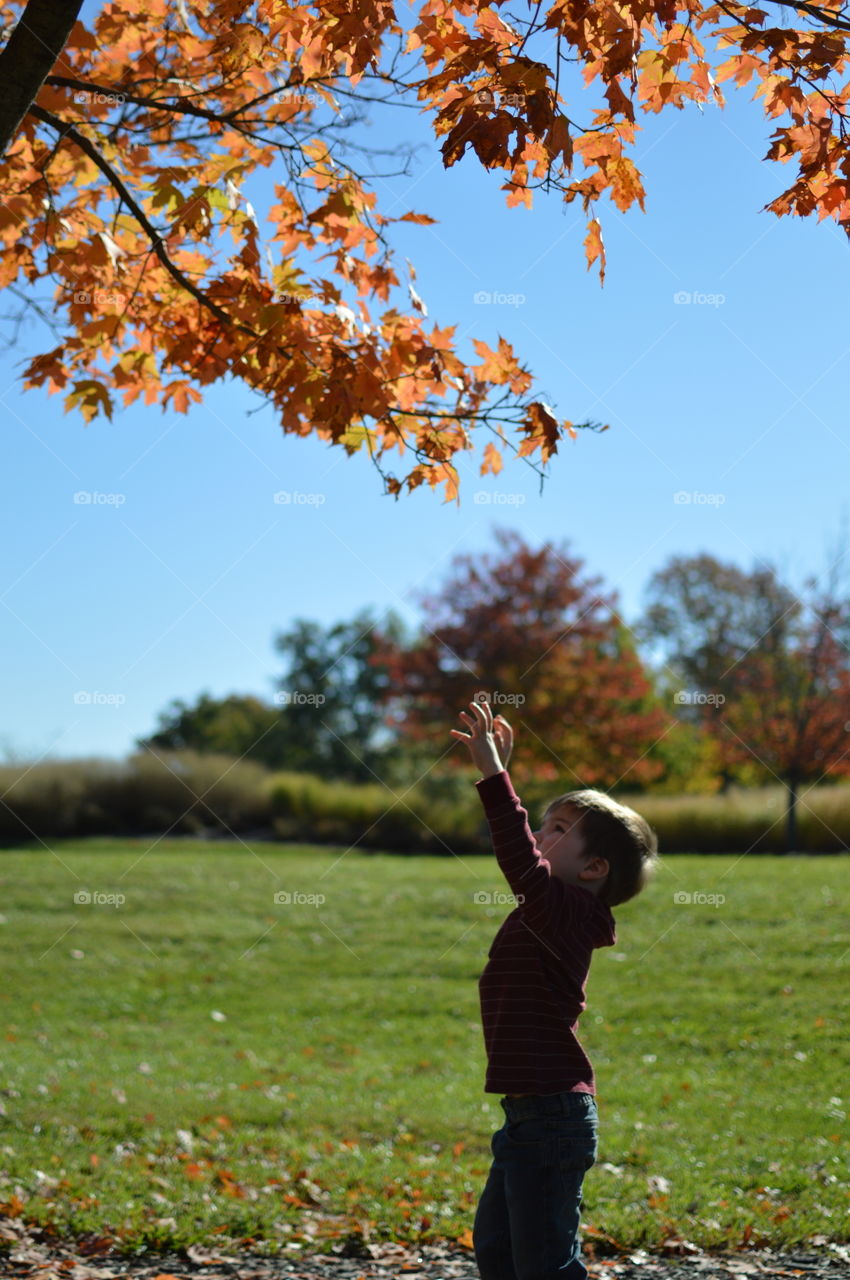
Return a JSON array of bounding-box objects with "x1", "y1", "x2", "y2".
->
[{"x1": 578, "y1": 856, "x2": 609, "y2": 883}]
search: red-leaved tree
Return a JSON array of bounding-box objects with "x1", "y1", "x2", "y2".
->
[
  {"x1": 716, "y1": 592, "x2": 850, "y2": 850},
  {"x1": 374, "y1": 527, "x2": 671, "y2": 788}
]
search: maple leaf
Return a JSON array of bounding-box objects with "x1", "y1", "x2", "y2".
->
[
  {"x1": 64, "y1": 379, "x2": 113, "y2": 423},
  {"x1": 480, "y1": 440, "x2": 504, "y2": 477}
]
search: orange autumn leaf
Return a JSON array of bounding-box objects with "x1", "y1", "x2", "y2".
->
[
  {"x1": 584, "y1": 219, "x2": 606, "y2": 286},
  {"x1": 480, "y1": 441, "x2": 504, "y2": 476}
]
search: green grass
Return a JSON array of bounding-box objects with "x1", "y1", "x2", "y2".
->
[{"x1": 1, "y1": 838, "x2": 848, "y2": 1258}]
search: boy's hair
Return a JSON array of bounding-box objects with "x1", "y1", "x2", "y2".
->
[{"x1": 543, "y1": 789, "x2": 659, "y2": 908}]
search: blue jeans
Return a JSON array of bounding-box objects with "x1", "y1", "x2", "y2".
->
[{"x1": 473, "y1": 1091, "x2": 599, "y2": 1280}]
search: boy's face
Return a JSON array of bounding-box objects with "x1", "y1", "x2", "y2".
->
[{"x1": 532, "y1": 804, "x2": 608, "y2": 892}]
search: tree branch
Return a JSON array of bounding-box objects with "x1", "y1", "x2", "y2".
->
[
  {"x1": 28, "y1": 103, "x2": 262, "y2": 342},
  {"x1": 766, "y1": 0, "x2": 850, "y2": 37},
  {"x1": 0, "y1": 0, "x2": 83, "y2": 158}
]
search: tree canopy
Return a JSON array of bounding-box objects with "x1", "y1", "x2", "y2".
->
[
  {"x1": 2, "y1": 0, "x2": 850, "y2": 500},
  {"x1": 374, "y1": 526, "x2": 671, "y2": 787},
  {"x1": 642, "y1": 551, "x2": 850, "y2": 847}
]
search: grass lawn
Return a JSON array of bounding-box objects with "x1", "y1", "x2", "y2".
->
[{"x1": 1, "y1": 838, "x2": 848, "y2": 1258}]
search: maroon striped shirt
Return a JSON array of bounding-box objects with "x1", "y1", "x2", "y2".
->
[{"x1": 475, "y1": 770, "x2": 616, "y2": 1096}]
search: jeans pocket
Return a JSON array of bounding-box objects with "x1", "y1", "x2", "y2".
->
[
  {"x1": 502, "y1": 1116, "x2": 553, "y2": 1146},
  {"x1": 557, "y1": 1129, "x2": 597, "y2": 1175}
]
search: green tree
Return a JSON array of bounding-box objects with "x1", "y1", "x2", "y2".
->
[
  {"x1": 273, "y1": 607, "x2": 409, "y2": 782},
  {"x1": 138, "y1": 692, "x2": 284, "y2": 766},
  {"x1": 638, "y1": 553, "x2": 801, "y2": 789}
]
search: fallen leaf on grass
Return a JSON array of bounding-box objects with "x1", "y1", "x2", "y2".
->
[
  {"x1": 185, "y1": 1243, "x2": 239, "y2": 1265},
  {"x1": 660, "y1": 1235, "x2": 701, "y2": 1255}
]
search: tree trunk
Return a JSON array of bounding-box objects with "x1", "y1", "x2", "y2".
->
[
  {"x1": 785, "y1": 776, "x2": 799, "y2": 853},
  {"x1": 0, "y1": 0, "x2": 83, "y2": 158}
]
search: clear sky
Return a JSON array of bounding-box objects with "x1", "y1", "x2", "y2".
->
[{"x1": 3, "y1": 16, "x2": 850, "y2": 763}]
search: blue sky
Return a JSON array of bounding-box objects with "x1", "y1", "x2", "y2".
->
[{"x1": 3, "y1": 17, "x2": 850, "y2": 763}]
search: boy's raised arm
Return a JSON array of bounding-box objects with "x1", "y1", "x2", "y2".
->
[{"x1": 451, "y1": 699, "x2": 578, "y2": 935}]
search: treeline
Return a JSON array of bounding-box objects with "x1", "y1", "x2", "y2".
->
[
  {"x1": 6, "y1": 529, "x2": 850, "y2": 851},
  {"x1": 3, "y1": 749, "x2": 850, "y2": 853}
]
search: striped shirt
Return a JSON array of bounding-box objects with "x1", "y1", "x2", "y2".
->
[{"x1": 475, "y1": 770, "x2": 616, "y2": 1096}]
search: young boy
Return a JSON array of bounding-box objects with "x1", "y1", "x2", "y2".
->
[{"x1": 450, "y1": 698, "x2": 659, "y2": 1280}]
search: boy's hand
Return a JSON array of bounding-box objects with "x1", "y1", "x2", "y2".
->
[
  {"x1": 492, "y1": 712, "x2": 514, "y2": 768},
  {"x1": 450, "y1": 699, "x2": 513, "y2": 779}
]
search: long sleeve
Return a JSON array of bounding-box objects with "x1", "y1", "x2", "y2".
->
[
  {"x1": 475, "y1": 769, "x2": 600, "y2": 953},
  {"x1": 473, "y1": 769, "x2": 616, "y2": 1095}
]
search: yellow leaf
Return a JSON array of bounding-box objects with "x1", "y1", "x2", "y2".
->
[{"x1": 64, "y1": 379, "x2": 113, "y2": 423}]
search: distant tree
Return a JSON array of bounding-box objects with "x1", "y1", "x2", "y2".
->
[
  {"x1": 717, "y1": 584, "x2": 850, "y2": 851},
  {"x1": 639, "y1": 553, "x2": 802, "y2": 789},
  {"x1": 273, "y1": 606, "x2": 409, "y2": 783},
  {"x1": 641, "y1": 553, "x2": 801, "y2": 692},
  {"x1": 138, "y1": 692, "x2": 284, "y2": 766},
  {"x1": 140, "y1": 608, "x2": 409, "y2": 782},
  {"x1": 375, "y1": 527, "x2": 670, "y2": 790},
  {"x1": 639, "y1": 550, "x2": 850, "y2": 847}
]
